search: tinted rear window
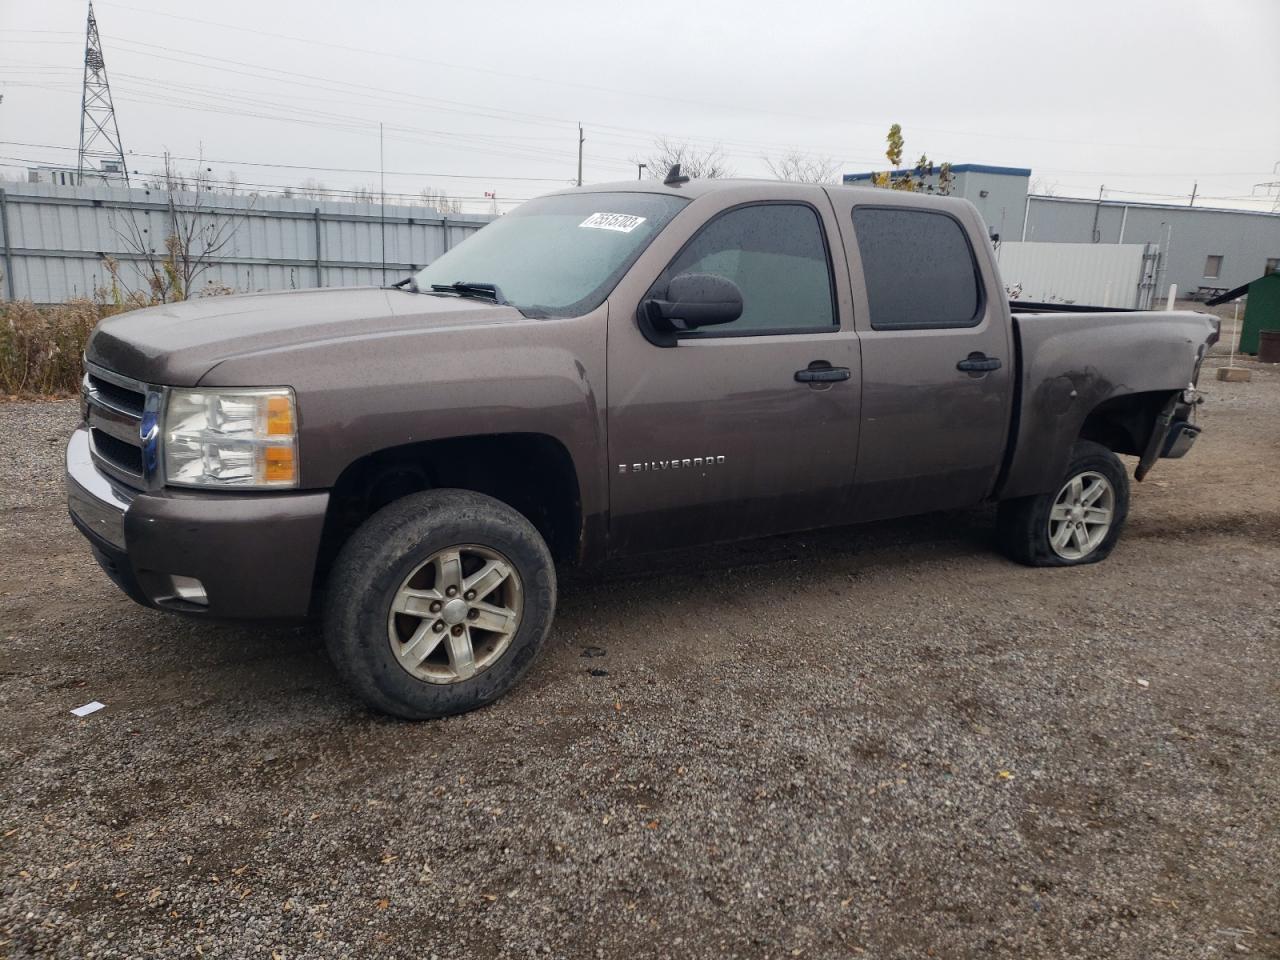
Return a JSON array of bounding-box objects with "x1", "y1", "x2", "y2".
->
[{"x1": 852, "y1": 207, "x2": 982, "y2": 329}]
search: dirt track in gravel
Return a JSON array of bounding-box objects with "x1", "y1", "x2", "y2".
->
[{"x1": 1, "y1": 355, "x2": 1277, "y2": 959}]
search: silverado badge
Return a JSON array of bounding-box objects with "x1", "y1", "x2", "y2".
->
[{"x1": 618, "y1": 456, "x2": 726, "y2": 474}]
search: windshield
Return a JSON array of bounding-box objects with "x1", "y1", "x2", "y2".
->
[{"x1": 412, "y1": 191, "x2": 688, "y2": 317}]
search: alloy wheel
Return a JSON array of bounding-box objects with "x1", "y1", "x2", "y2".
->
[
  {"x1": 387, "y1": 544, "x2": 524, "y2": 684},
  {"x1": 1047, "y1": 470, "x2": 1115, "y2": 561}
]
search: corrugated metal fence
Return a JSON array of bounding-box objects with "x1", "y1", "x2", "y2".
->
[
  {"x1": 995, "y1": 240, "x2": 1159, "y2": 310},
  {"x1": 0, "y1": 182, "x2": 495, "y2": 303}
]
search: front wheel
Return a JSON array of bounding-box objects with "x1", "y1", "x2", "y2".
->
[
  {"x1": 997, "y1": 440, "x2": 1130, "y2": 567},
  {"x1": 323, "y1": 489, "x2": 557, "y2": 720}
]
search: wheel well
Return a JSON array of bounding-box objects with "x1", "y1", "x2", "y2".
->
[
  {"x1": 1078, "y1": 391, "x2": 1176, "y2": 456},
  {"x1": 314, "y1": 433, "x2": 582, "y2": 590}
]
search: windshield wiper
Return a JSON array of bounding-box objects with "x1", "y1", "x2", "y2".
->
[
  {"x1": 429, "y1": 281, "x2": 509, "y2": 305},
  {"x1": 392, "y1": 275, "x2": 420, "y2": 293}
]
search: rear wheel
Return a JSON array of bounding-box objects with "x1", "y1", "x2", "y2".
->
[
  {"x1": 997, "y1": 440, "x2": 1130, "y2": 567},
  {"x1": 323, "y1": 489, "x2": 556, "y2": 719}
]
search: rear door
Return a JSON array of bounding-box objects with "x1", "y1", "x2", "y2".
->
[
  {"x1": 605, "y1": 186, "x2": 861, "y2": 555},
  {"x1": 827, "y1": 193, "x2": 1013, "y2": 521}
]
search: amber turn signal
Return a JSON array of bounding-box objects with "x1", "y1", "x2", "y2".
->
[
  {"x1": 262, "y1": 445, "x2": 296, "y2": 484},
  {"x1": 266, "y1": 395, "x2": 294, "y2": 436}
]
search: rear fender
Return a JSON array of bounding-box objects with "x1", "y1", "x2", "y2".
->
[{"x1": 999, "y1": 310, "x2": 1213, "y2": 499}]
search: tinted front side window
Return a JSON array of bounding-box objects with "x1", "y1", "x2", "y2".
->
[
  {"x1": 852, "y1": 207, "x2": 981, "y2": 329},
  {"x1": 662, "y1": 203, "x2": 835, "y2": 335}
]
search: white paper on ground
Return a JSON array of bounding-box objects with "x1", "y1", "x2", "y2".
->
[{"x1": 70, "y1": 701, "x2": 106, "y2": 717}]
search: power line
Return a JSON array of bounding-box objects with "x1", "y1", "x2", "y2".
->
[
  {"x1": 93, "y1": 0, "x2": 1274, "y2": 156},
  {"x1": 86, "y1": 35, "x2": 1280, "y2": 177},
  {"x1": 107, "y1": 72, "x2": 611, "y2": 169},
  {"x1": 20, "y1": 29, "x2": 1251, "y2": 176},
  {"x1": 2, "y1": 51, "x2": 870, "y2": 168},
  {"x1": 93, "y1": 0, "x2": 904, "y2": 137},
  {"x1": 84, "y1": 47, "x2": 1257, "y2": 181},
  {"x1": 85, "y1": 41, "x2": 642, "y2": 172},
  {"x1": 10, "y1": 141, "x2": 1279, "y2": 211},
  {"x1": 8, "y1": 18, "x2": 1275, "y2": 195},
  {"x1": 7, "y1": 27, "x2": 1275, "y2": 205},
  {"x1": 0, "y1": 157, "x2": 537, "y2": 203},
  {"x1": 0, "y1": 140, "x2": 572, "y2": 181}
]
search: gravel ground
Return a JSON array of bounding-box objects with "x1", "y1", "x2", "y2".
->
[{"x1": 1, "y1": 356, "x2": 1278, "y2": 959}]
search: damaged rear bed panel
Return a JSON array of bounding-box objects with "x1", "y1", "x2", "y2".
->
[{"x1": 999, "y1": 309, "x2": 1218, "y2": 499}]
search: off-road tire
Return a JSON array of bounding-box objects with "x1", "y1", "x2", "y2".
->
[
  {"x1": 323, "y1": 489, "x2": 556, "y2": 720},
  {"x1": 997, "y1": 440, "x2": 1130, "y2": 567}
]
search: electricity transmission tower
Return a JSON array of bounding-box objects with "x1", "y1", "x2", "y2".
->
[
  {"x1": 77, "y1": 1, "x2": 129, "y2": 187},
  {"x1": 1255, "y1": 162, "x2": 1280, "y2": 213}
]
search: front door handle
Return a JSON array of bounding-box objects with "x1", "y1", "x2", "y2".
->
[
  {"x1": 795, "y1": 363, "x2": 851, "y2": 384},
  {"x1": 956, "y1": 352, "x2": 1002, "y2": 374}
]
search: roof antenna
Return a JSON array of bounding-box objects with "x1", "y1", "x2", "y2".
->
[{"x1": 664, "y1": 163, "x2": 690, "y2": 186}]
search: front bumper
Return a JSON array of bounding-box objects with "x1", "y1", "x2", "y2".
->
[{"x1": 66, "y1": 427, "x2": 330, "y2": 620}]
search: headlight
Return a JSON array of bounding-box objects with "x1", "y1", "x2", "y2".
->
[{"x1": 163, "y1": 387, "x2": 298, "y2": 488}]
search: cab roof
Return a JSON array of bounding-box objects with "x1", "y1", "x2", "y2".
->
[{"x1": 551, "y1": 177, "x2": 968, "y2": 210}]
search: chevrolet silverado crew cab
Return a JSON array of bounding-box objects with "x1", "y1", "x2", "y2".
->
[{"x1": 67, "y1": 172, "x2": 1217, "y2": 719}]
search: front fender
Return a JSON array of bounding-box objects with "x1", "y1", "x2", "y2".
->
[{"x1": 196, "y1": 307, "x2": 609, "y2": 533}]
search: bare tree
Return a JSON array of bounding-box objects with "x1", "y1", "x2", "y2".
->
[
  {"x1": 143, "y1": 167, "x2": 185, "y2": 192},
  {"x1": 1029, "y1": 177, "x2": 1058, "y2": 197},
  {"x1": 419, "y1": 186, "x2": 463, "y2": 214},
  {"x1": 636, "y1": 138, "x2": 733, "y2": 180},
  {"x1": 297, "y1": 178, "x2": 331, "y2": 200},
  {"x1": 111, "y1": 153, "x2": 248, "y2": 302},
  {"x1": 765, "y1": 150, "x2": 840, "y2": 184}
]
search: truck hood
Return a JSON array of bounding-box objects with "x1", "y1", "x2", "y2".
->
[{"x1": 85, "y1": 287, "x2": 526, "y2": 385}]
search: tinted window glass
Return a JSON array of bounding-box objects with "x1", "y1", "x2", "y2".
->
[
  {"x1": 852, "y1": 207, "x2": 981, "y2": 329},
  {"x1": 662, "y1": 204, "x2": 835, "y2": 334}
]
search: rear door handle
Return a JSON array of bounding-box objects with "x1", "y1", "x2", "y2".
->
[
  {"x1": 795, "y1": 364, "x2": 851, "y2": 384},
  {"x1": 956, "y1": 352, "x2": 1002, "y2": 374}
]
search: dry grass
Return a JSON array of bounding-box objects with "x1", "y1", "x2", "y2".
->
[
  {"x1": 0, "y1": 300, "x2": 127, "y2": 398},
  {"x1": 1, "y1": 278, "x2": 239, "y2": 398}
]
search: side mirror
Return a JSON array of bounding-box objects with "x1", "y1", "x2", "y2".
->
[{"x1": 643, "y1": 273, "x2": 743, "y2": 331}]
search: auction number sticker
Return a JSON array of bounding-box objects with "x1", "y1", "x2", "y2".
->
[{"x1": 579, "y1": 212, "x2": 646, "y2": 233}]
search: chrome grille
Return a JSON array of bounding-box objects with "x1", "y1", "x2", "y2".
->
[
  {"x1": 90, "y1": 428, "x2": 145, "y2": 475},
  {"x1": 82, "y1": 363, "x2": 158, "y2": 488},
  {"x1": 86, "y1": 372, "x2": 144, "y2": 417}
]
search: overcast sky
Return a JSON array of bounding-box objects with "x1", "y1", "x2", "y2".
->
[{"x1": 3, "y1": 0, "x2": 1279, "y2": 214}]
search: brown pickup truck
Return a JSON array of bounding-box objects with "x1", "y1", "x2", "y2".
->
[{"x1": 67, "y1": 173, "x2": 1217, "y2": 718}]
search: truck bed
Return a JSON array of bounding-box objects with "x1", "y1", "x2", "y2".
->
[{"x1": 1008, "y1": 300, "x2": 1134, "y2": 314}]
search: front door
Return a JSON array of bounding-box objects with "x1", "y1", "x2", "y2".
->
[
  {"x1": 605, "y1": 189, "x2": 862, "y2": 556},
  {"x1": 828, "y1": 195, "x2": 1013, "y2": 521}
]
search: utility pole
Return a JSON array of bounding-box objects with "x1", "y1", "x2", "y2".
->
[
  {"x1": 1090, "y1": 184, "x2": 1105, "y2": 243},
  {"x1": 77, "y1": 1, "x2": 129, "y2": 187},
  {"x1": 576, "y1": 124, "x2": 584, "y2": 187},
  {"x1": 1189, "y1": 181, "x2": 1197, "y2": 207}
]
